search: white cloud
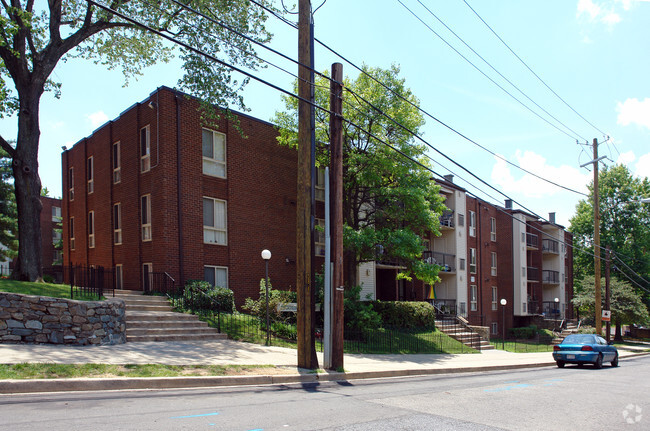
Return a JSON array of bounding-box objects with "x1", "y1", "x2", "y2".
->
[
  {"x1": 577, "y1": 0, "x2": 601, "y2": 19},
  {"x1": 87, "y1": 111, "x2": 109, "y2": 128},
  {"x1": 576, "y1": 0, "x2": 646, "y2": 28},
  {"x1": 616, "y1": 150, "x2": 636, "y2": 165},
  {"x1": 635, "y1": 153, "x2": 650, "y2": 179},
  {"x1": 616, "y1": 0, "x2": 650, "y2": 11},
  {"x1": 602, "y1": 11, "x2": 622, "y2": 24},
  {"x1": 616, "y1": 98, "x2": 650, "y2": 129}
]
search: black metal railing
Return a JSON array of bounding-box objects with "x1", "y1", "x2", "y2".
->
[
  {"x1": 526, "y1": 232, "x2": 539, "y2": 249},
  {"x1": 542, "y1": 270, "x2": 560, "y2": 284},
  {"x1": 527, "y1": 301, "x2": 540, "y2": 314},
  {"x1": 527, "y1": 266, "x2": 539, "y2": 281},
  {"x1": 542, "y1": 301, "x2": 562, "y2": 318},
  {"x1": 542, "y1": 239, "x2": 559, "y2": 254},
  {"x1": 490, "y1": 335, "x2": 555, "y2": 352},
  {"x1": 429, "y1": 299, "x2": 457, "y2": 316},
  {"x1": 432, "y1": 304, "x2": 483, "y2": 351},
  {"x1": 65, "y1": 264, "x2": 114, "y2": 300},
  {"x1": 146, "y1": 272, "x2": 178, "y2": 295},
  {"x1": 440, "y1": 210, "x2": 454, "y2": 228},
  {"x1": 422, "y1": 251, "x2": 456, "y2": 272}
]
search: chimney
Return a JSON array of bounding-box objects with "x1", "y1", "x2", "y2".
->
[
  {"x1": 505, "y1": 199, "x2": 513, "y2": 210},
  {"x1": 549, "y1": 212, "x2": 556, "y2": 224},
  {"x1": 443, "y1": 174, "x2": 454, "y2": 183}
]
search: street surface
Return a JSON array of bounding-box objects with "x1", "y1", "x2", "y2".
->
[{"x1": 1, "y1": 355, "x2": 648, "y2": 430}]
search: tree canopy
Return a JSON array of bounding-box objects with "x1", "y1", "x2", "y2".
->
[
  {"x1": 0, "y1": 0, "x2": 274, "y2": 280},
  {"x1": 273, "y1": 64, "x2": 445, "y2": 287}
]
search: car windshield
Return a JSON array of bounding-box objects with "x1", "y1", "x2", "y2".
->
[{"x1": 562, "y1": 334, "x2": 595, "y2": 345}]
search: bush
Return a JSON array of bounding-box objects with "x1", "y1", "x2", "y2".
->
[
  {"x1": 43, "y1": 275, "x2": 55, "y2": 284},
  {"x1": 242, "y1": 278, "x2": 295, "y2": 322},
  {"x1": 183, "y1": 280, "x2": 234, "y2": 313},
  {"x1": 371, "y1": 301, "x2": 436, "y2": 329},
  {"x1": 344, "y1": 285, "x2": 382, "y2": 331},
  {"x1": 509, "y1": 325, "x2": 548, "y2": 339}
]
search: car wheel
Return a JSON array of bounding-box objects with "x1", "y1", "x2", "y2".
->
[
  {"x1": 577, "y1": 363, "x2": 584, "y2": 368},
  {"x1": 594, "y1": 354, "x2": 603, "y2": 369},
  {"x1": 556, "y1": 361, "x2": 565, "y2": 368},
  {"x1": 611, "y1": 354, "x2": 619, "y2": 367}
]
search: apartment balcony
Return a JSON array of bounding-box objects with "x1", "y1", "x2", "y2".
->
[
  {"x1": 527, "y1": 266, "x2": 539, "y2": 282},
  {"x1": 542, "y1": 270, "x2": 560, "y2": 285},
  {"x1": 526, "y1": 233, "x2": 539, "y2": 250},
  {"x1": 542, "y1": 301, "x2": 562, "y2": 319},
  {"x1": 542, "y1": 239, "x2": 560, "y2": 254},
  {"x1": 423, "y1": 250, "x2": 456, "y2": 273},
  {"x1": 429, "y1": 299, "x2": 457, "y2": 316},
  {"x1": 439, "y1": 210, "x2": 455, "y2": 229},
  {"x1": 527, "y1": 301, "x2": 540, "y2": 315}
]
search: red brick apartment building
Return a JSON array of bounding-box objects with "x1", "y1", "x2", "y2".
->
[
  {"x1": 40, "y1": 196, "x2": 63, "y2": 281},
  {"x1": 62, "y1": 86, "x2": 299, "y2": 304}
]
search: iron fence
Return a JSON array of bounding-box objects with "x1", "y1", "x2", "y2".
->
[
  {"x1": 490, "y1": 335, "x2": 555, "y2": 353},
  {"x1": 146, "y1": 272, "x2": 178, "y2": 295},
  {"x1": 64, "y1": 264, "x2": 114, "y2": 300}
]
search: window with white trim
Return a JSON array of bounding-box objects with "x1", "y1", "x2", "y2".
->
[
  {"x1": 469, "y1": 211, "x2": 476, "y2": 237},
  {"x1": 459, "y1": 258, "x2": 465, "y2": 271},
  {"x1": 491, "y1": 286, "x2": 498, "y2": 311},
  {"x1": 491, "y1": 252, "x2": 497, "y2": 276},
  {"x1": 141, "y1": 194, "x2": 152, "y2": 241},
  {"x1": 202, "y1": 128, "x2": 226, "y2": 178},
  {"x1": 459, "y1": 302, "x2": 466, "y2": 315},
  {"x1": 490, "y1": 217, "x2": 496, "y2": 241},
  {"x1": 113, "y1": 141, "x2": 121, "y2": 184},
  {"x1": 52, "y1": 228, "x2": 62, "y2": 244},
  {"x1": 68, "y1": 167, "x2": 74, "y2": 201},
  {"x1": 69, "y1": 217, "x2": 75, "y2": 250},
  {"x1": 88, "y1": 211, "x2": 95, "y2": 248},
  {"x1": 315, "y1": 168, "x2": 325, "y2": 201},
  {"x1": 469, "y1": 248, "x2": 476, "y2": 274},
  {"x1": 113, "y1": 203, "x2": 122, "y2": 245},
  {"x1": 52, "y1": 206, "x2": 61, "y2": 222},
  {"x1": 204, "y1": 265, "x2": 228, "y2": 288},
  {"x1": 315, "y1": 218, "x2": 325, "y2": 256},
  {"x1": 458, "y1": 213, "x2": 465, "y2": 227},
  {"x1": 87, "y1": 156, "x2": 94, "y2": 194},
  {"x1": 491, "y1": 322, "x2": 498, "y2": 335},
  {"x1": 470, "y1": 285, "x2": 477, "y2": 311},
  {"x1": 140, "y1": 125, "x2": 151, "y2": 173},
  {"x1": 115, "y1": 264, "x2": 123, "y2": 290},
  {"x1": 53, "y1": 250, "x2": 63, "y2": 264},
  {"x1": 203, "y1": 197, "x2": 227, "y2": 245}
]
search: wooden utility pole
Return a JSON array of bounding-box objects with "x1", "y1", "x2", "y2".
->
[
  {"x1": 297, "y1": 0, "x2": 318, "y2": 370},
  {"x1": 329, "y1": 62, "x2": 344, "y2": 370},
  {"x1": 593, "y1": 138, "x2": 602, "y2": 336},
  {"x1": 605, "y1": 246, "x2": 611, "y2": 343}
]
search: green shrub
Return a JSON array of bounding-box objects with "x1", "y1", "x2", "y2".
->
[
  {"x1": 509, "y1": 325, "x2": 540, "y2": 339},
  {"x1": 183, "y1": 280, "x2": 234, "y2": 313},
  {"x1": 344, "y1": 285, "x2": 382, "y2": 331},
  {"x1": 372, "y1": 301, "x2": 436, "y2": 329},
  {"x1": 43, "y1": 275, "x2": 55, "y2": 284},
  {"x1": 242, "y1": 278, "x2": 295, "y2": 322}
]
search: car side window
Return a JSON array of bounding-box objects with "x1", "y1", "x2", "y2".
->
[{"x1": 597, "y1": 336, "x2": 606, "y2": 345}]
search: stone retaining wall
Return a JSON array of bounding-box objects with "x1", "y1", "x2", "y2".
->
[{"x1": 0, "y1": 292, "x2": 126, "y2": 345}]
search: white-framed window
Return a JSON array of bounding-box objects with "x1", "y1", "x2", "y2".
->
[
  {"x1": 113, "y1": 203, "x2": 122, "y2": 245},
  {"x1": 88, "y1": 211, "x2": 95, "y2": 249},
  {"x1": 53, "y1": 249, "x2": 63, "y2": 264},
  {"x1": 68, "y1": 167, "x2": 74, "y2": 201},
  {"x1": 69, "y1": 217, "x2": 75, "y2": 250},
  {"x1": 203, "y1": 197, "x2": 227, "y2": 245},
  {"x1": 202, "y1": 128, "x2": 226, "y2": 178},
  {"x1": 87, "y1": 156, "x2": 94, "y2": 194},
  {"x1": 458, "y1": 213, "x2": 465, "y2": 227},
  {"x1": 491, "y1": 286, "x2": 498, "y2": 311},
  {"x1": 204, "y1": 265, "x2": 228, "y2": 288},
  {"x1": 469, "y1": 248, "x2": 476, "y2": 274},
  {"x1": 113, "y1": 141, "x2": 121, "y2": 184},
  {"x1": 142, "y1": 263, "x2": 152, "y2": 292},
  {"x1": 141, "y1": 194, "x2": 152, "y2": 241},
  {"x1": 115, "y1": 264, "x2": 123, "y2": 290},
  {"x1": 315, "y1": 218, "x2": 325, "y2": 256},
  {"x1": 52, "y1": 228, "x2": 62, "y2": 244},
  {"x1": 470, "y1": 285, "x2": 477, "y2": 311},
  {"x1": 459, "y1": 302, "x2": 466, "y2": 316},
  {"x1": 459, "y1": 258, "x2": 466, "y2": 271},
  {"x1": 140, "y1": 125, "x2": 151, "y2": 173},
  {"x1": 469, "y1": 211, "x2": 476, "y2": 237},
  {"x1": 491, "y1": 322, "x2": 498, "y2": 335},
  {"x1": 490, "y1": 217, "x2": 496, "y2": 242},
  {"x1": 52, "y1": 206, "x2": 61, "y2": 222},
  {"x1": 315, "y1": 168, "x2": 325, "y2": 201},
  {"x1": 491, "y1": 252, "x2": 497, "y2": 276}
]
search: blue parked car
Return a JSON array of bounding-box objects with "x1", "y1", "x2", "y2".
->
[{"x1": 553, "y1": 334, "x2": 618, "y2": 369}]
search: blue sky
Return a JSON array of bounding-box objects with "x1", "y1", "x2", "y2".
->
[{"x1": 2, "y1": 0, "x2": 649, "y2": 227}]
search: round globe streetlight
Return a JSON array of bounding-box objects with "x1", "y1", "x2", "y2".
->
[
  {"x1": 554, "y1": 297, "x2": 560, "y2": 332},
  {"x1": 500, "y1": 299, "x2": 507, "y2": 350},
  {"x1": 261, "y1": 249, "x2": 271, "y2": 345}
]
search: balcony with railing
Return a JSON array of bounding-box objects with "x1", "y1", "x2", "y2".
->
[
  {"x1": 542, "y1": 239, "x2": 559, "y2": 254},
  {"x1": 542, "y1": 301, "x2": 562, "y2": 319},
  {"x1": 527, "y1": 266, "x2": 539, "y2": 282},
  {"x1": 542, "y1": 270, "x2": 560, "y2": 285},
  {"x1": 526, "y1": 232, "x2": 539, "y2": 250},
  {"x1": 439, "y1": 210, "x2": 455, "y2": 229},
  {"x1": 423, "y1": 250, "x2": 456, "y2": 273}
]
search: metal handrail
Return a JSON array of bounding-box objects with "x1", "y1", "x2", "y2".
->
[{"x1": 431, "y1": 303, "x2": 482, "y2": 351}]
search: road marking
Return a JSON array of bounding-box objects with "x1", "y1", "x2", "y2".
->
[{"x1": 170, "y1": 412, "x2": 220, "y2": 419}]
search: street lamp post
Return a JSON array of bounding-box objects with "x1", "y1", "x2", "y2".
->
[
  {"x1": 261, "y1": 249, "x2": 272, "y2": 346},
  {"x1": 554, "y1": 297, "x2": 560, "y2": 332},
  {"x1": 500, "y1": 298, "x2": 507, "y2": 350}
]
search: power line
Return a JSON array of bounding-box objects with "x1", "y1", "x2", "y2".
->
[{"x1": 460, "y1": 0, "x2": 608, "y2": 138}]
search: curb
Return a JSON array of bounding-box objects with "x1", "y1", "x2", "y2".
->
[{"x1": 1, "y1": 352, "x2": 647, "y2": 395}]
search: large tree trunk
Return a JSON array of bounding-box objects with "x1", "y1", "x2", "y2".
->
[
  {"x1": 11, "y1": 86, "x2": 43, "y2": 282},
  {"x1": 614, "y1": 319, "x2": 624, "y2": 342}
]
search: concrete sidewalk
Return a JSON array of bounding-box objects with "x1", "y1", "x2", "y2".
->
[{"x1": 0, "y1": 340, "x2": 647, "y2": 394}]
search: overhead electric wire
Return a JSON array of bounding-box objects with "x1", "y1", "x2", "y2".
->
[
  {"x1": 396, "y1": 0, "x2": 581, "y2": 142},
  {"x1": 414, "y1": 0, "x2": 588, "y2": 142},
  {"x1": 461, "y1": 0, "x2": 608, "y2": 138}
]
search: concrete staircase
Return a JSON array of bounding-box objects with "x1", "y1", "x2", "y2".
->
[
  {"x1": 436, "y1": 319, "x2": 495, "y2": 351},
  {"x1": 552, "y1": 320, "x2": 579, "y2": 345},
  {"x1": 114, "y1": 290, "x2": 227, "y2": 342}
]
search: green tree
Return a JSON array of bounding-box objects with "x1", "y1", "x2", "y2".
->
[
  {"x1": 569, "y1": 165, "x2": 650, "y2": 299},
  {"x1": 0, "y1": 1, "x2": 273, "y2": 281},
  {"x1": 573, "y1": 275, "x2": 650, "y2": 341},
  {"x1": 0, "y1": 147, "x2": 18, "y2": 266},
  {"x1": 274, "y1": 65, "x2": 445, "y2": 288}
]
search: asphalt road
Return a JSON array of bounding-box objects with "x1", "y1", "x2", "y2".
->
[{"x1": 1, "y1": 355, "x2": 648, "y2": 431}]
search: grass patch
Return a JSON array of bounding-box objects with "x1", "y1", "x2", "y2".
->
[
  {"x1": 490, "y1": 338, "x2": 554, "y2": 353},
  {"x1": 0, "y1": 363, "x2": 278, "y2": 380},
  {"x1": 0, "y1": 279, "x2": 97, "y2": 301}
]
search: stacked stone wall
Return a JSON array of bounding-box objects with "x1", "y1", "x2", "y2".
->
[{"x1": 0, "y1": 292, "x2": 125, "y2": 345}]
